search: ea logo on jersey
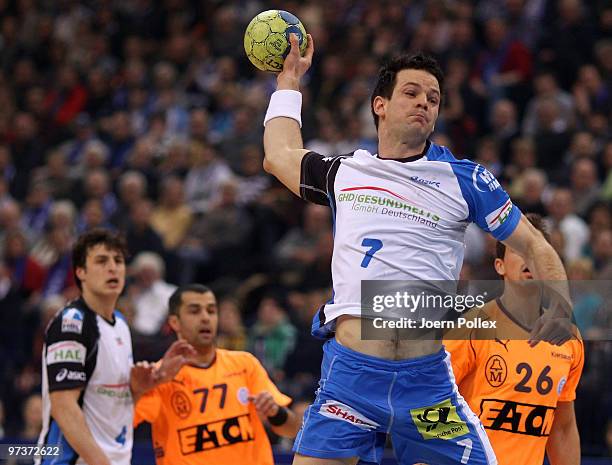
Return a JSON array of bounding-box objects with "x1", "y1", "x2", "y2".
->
[
  {"x1": 557, "y1": 377, "x2": 567, "y2": 395},
  {"x1": 485, "y1": 355, "x2": 507, "y2": 387},
  {"x1": 237, "y1": 387, "x2": 250, "y2": 405}
]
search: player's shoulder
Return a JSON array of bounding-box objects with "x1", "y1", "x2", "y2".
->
[
  {"x1": 46, "y1": 298, "x2": 97, "y2": 338},
  {"x1": 304, "y1": 150, "x2": 357, "y2": 164}
]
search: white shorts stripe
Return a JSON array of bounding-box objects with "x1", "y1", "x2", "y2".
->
[{"x1": 443, "y1": 350, "x2": 498, "y2": 465}]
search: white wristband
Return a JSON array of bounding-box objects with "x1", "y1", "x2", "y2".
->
[{"x1": 263, "y1": 89, "x2": 302, "y2": 127}]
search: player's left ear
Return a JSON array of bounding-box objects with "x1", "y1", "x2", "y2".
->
[
  {"x1": 494, "y1": 258, "x2": 505, "y2": 276},
  {"x1": 372, "y1": 95, "x2": 387, "y2": 120},
  {"x1": 168, "y1": 314, "x2": 180, "y2": 333}
]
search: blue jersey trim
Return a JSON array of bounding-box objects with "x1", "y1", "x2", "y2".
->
[{"x1": 42, "y1": 420, "x2": 77, "y2": 465}]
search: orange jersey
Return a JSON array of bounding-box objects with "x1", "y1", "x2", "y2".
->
[
  {"x1": 444, "y1": 299, "x2": 584, "y2": 465},
  {"x1": 134, "y1": 349, "x2": 292, "y2": 465}
]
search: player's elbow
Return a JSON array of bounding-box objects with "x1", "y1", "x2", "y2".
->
[{"x1": 263, "y1": 155, "x2": 274, "y2": 174}]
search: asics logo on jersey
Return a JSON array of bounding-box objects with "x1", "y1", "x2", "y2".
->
[
  {"x1": 409, "y1": 176, "x2": 440, "y2": 188},
  {"x1": 319, "y1": 400, "x2": 380, "y2": 430},
  {"x1": 55, "y1": 368, "x2": 86, "y2": 382}
]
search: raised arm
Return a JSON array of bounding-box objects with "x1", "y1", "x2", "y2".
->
[
  {"x1": 263, "y1": 33, "x2": 314, "y2": 196},
  {"x1": 502, "y1": 214, "x2": 574, "y2": 345}
]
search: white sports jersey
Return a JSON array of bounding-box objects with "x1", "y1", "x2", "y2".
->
[
  {"x1": 37, "y1": 298, "x2": 134, "y2": 465},
  {"x1": 299, "y1": 142, "x2": 521, "y2": 338}
]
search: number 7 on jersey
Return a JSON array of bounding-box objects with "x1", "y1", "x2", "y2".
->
[{"x1": 360, "y1": 238, "x2": 383, "y2": 268}]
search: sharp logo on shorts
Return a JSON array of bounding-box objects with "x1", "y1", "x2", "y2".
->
[
  {"x1": 177, "y1": 413, "x2": 254, "y2": 454},
  {"x1": 55, "y1": 368, "x2": 86, "y2": 382},
  {"x1": 410, "y1": 398, "x2": 469, "y2": 440},
  {"x1": 479, "y1": 398, "x2": 555, "y2": 437},
  {"x1": 46, "y1": 341, "x2": 87, "y2": 365},
  {"x1": 61, "y1": 308, "x2": 84, "y2": 334},
  {"x1": 318, "y1": 400, "x2": 380, "y2": 430}
]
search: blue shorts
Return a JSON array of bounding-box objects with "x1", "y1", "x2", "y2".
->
[{"x1": 293, "y1": 339, "x2": 497, "y2": 465}]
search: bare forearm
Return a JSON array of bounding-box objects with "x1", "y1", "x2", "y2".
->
[
  {"x1": 546, "y1": 423, "x2": 580, "y2": 465},
  {"x1": 527, "y1": 240, "x2": 572, "y2": 315},
  {"x1": 51, "y1": 402, "x2": 110, "y2": 465}
]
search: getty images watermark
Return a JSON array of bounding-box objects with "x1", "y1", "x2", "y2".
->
[
  {"x1": 360, "y1": 280, "x2": 611, "y2": 341},
  {"x1": 371, "y1": 290, "x2": 492, "y2": 330}
]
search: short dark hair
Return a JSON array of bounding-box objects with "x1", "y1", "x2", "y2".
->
[
  {"x1": 496, "y1": 213, "x2": 551, "y2": 259},
  {"x1": 72, "y1": 228, "x2": 129, "y2": 290},
  {"x1": 169, "y1": 284, "x2": 213, "y2": 316},
  {"x1": 370, "y1": 52, "x2": 445, "y2": 130}
]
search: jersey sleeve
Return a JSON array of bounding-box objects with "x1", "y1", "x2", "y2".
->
[
  {"x1": 44, "y1": 307, "x2": 98, "y2": 392},
  {"x1": 134, "y1": 387, "x2": 162, "y2": 426},
  {"x1": 558, "y1": 339, "x2": 585, "y2": 402},
  {"x1": 245, "y1": 353, "x2": 292, "y2": 407},
  {"x1": 299, "y1": 151, "x2": 339, "y2": 205},
  {"x1": 452, "y1": 161, "x2": 521, "y2": 240},
  {"x1": 444, "y1": 336, "x2": 477, "y2": 386}
]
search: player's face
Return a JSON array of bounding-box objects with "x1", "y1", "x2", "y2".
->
[
  {"x1": 76, "y1": 244, "x2": 126, "y2": 298},
  {"x1": 174, "y1": 291, "x2": 219, "y2": 348},
  {"x1": 495, "y1": 247, "x2": 533, "y2": 281},
  {"x1": 377, "y1": 69, "x2": 440, "y2": 144}
]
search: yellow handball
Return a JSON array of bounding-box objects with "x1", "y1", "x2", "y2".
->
[{"x1": 244, "y1": 10, "x2": 308, "y2": 72}]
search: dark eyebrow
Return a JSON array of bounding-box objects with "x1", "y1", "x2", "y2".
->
[{"x1": 402, "y1": 82, "x2": 440, "y2": 96}]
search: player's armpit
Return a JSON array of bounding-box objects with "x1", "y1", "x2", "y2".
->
[{"x1": 50, "y1": 389, "x2": 111, "y2": 465}]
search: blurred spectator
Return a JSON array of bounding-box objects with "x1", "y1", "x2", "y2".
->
[
  {"x1": 78, "y1": 168, "x2": 118, "y2": 219},
  {"x1": 511, "y1": 168, "x2": 548, "y2": 217},
  {"x1": 538, "y1": 0, "x2": 596, "y2": 89},
  {"x1": 125, "y1": 198, "x2": 166, "y2": 261},
  {"x1": 216, "y1": 297, "x2": 247, "y2": 351},
  {"x1": 19, "y1": 393, "x2": 42, "y2": 441},
  {"x1": 592, "y1": 230, "x2": 612, "y2": 278},
  {"x1": 151, "y1": 176, "x2": 192, "y2": 251},
  {"x1": 572, "y1": 64, "x2": 611, "y2": 119},
  {"x1": 110, "y1": 170, "x2": 148, "y2": 231},
  {"x1": 31, "y1": 150, "x2": 74, "y2": 200},
  {"x1": 472, "y1": 16, "x2": 532, "y2": 108},
  {"x1": 274, "y1": 204, "x2": 331, "y2": 276},
  {"x1": 570, "y1": 158, "x2": 602, "y2": 217},
  {"x1": 489, "y1": 99, "x2": 519, "y2": 164},
  {"x1": 248, "y1": 295, "x2": 297, "y2": 377},
  {"x1": 69, "y1": 139, "x2": 109, "y2": 181},
  {"x1": 184, "y1": 141, "x2": 234, "y2": 213},
  {"x1": 22, "y1": 182, "x2": 52, "y2": 241},
  {"x1": 31, "y1": 226, "x2": 76, "y2": 299},
  {"x1": 545, "y1": 188, "x2": 590, "y2": 263},
  {"x1": 0, "y1": 200, "x2": 27, "y2": 249},
  {"x1": 522, "y1": 69, "x2": 575, "y2": 136},
  {"x1": 129, "y1": 252, "x2": 176, "y2": 336},
  {"x1": 3, "y1": 229, "x2": 46, "y2": 299},
  {"x1": 532, "y1": 96, "x2": 573, "y2": 171},
  {"x1": 236, "y1": 145, "x2": 271, "y2": 206}
]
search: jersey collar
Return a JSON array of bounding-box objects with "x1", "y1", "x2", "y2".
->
[{"x1": 375, "y1": 140, "x2": 431, "y2": 163}]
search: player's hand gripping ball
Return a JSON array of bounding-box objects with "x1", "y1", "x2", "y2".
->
[{"x1": 244, "y1": 10, "x2": 308, "y2": 72}]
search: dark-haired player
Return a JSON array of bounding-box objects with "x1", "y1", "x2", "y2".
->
[
  {"x1": 134, "y1": 284, "x2": 301, "y2": 465},
  {"x1": 37, "y1": 229, "x2": 195, "y2": 465},
  {"x1": 263, "y1": 34, "x2": 573, "y2": 465},
  {"x1": 445, "y1": 214, "x2": 583, "y2": 465}
]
